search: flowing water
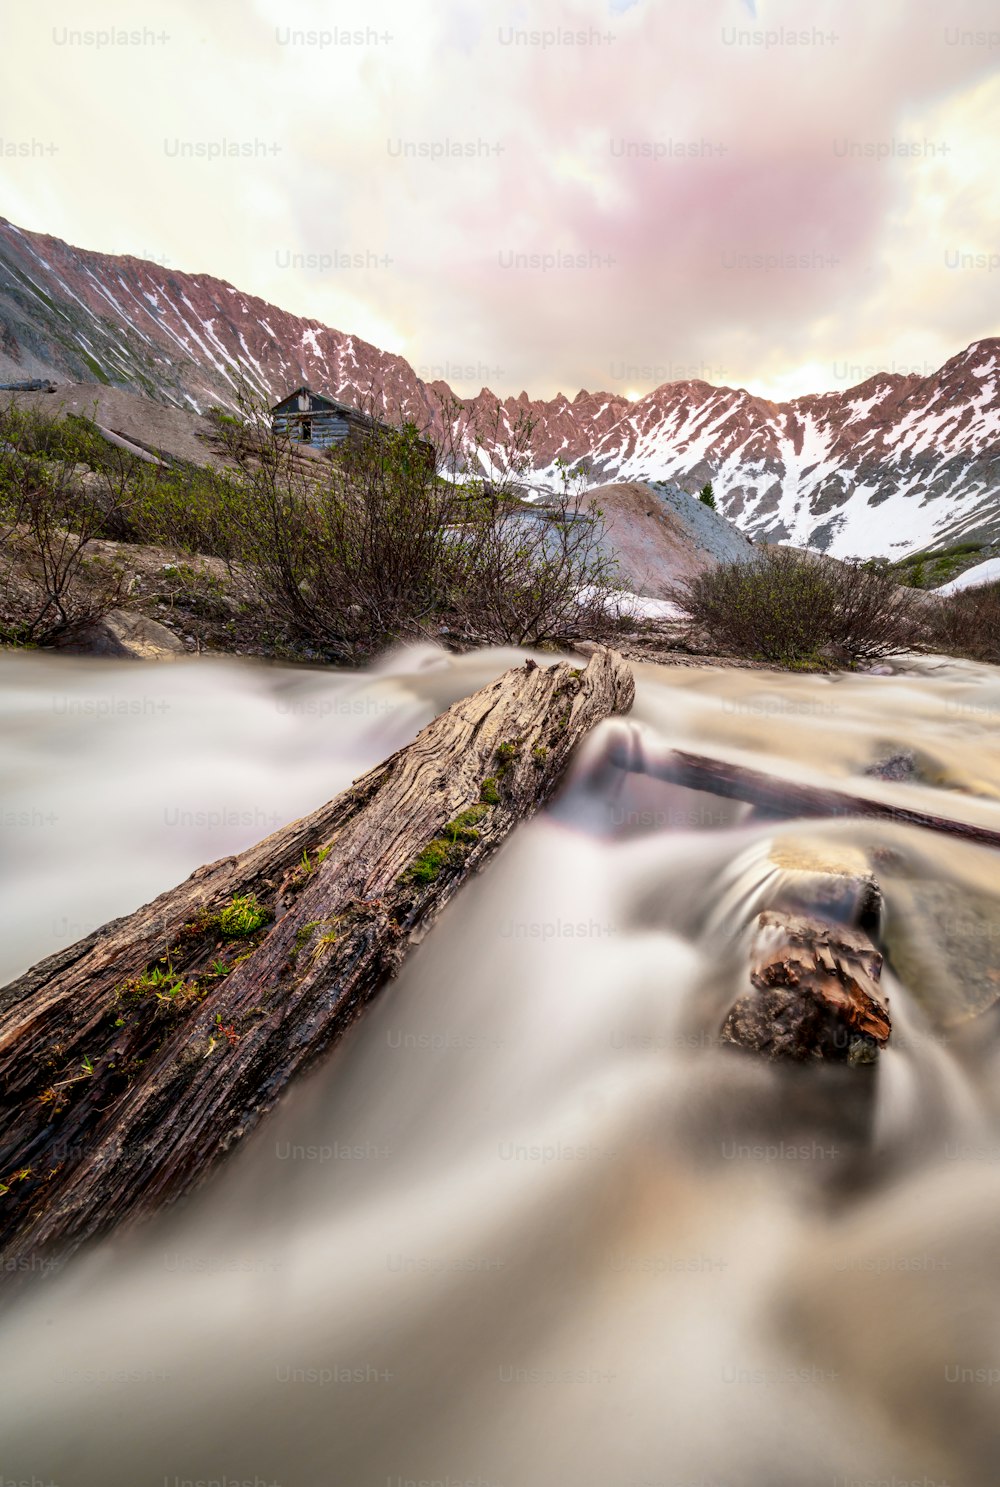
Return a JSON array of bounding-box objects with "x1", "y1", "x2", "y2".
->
[{"x1": 2, "y1": 644, "x2": 1000, "y2": 1487}]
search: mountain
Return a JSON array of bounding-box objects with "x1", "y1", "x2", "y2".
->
[{"x1": 2, "y1": 216, "x2": 998, "y2": 560}]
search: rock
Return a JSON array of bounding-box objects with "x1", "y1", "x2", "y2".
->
[
  {"x1": 720, "y1": 909, "x2": 890, "y2": 1063},
  {"x1": 58, "y1": 609, "x2": 186, "y2": 661},
  {"x1": 761, "y1": 840, "x2": 883, "y2": 933},
  {"x1": 579, "y1": 479, "x2": 757, "y2": 601},
  {"x1": 864, "y1": 750, "x2": 918, "y2": 782}
]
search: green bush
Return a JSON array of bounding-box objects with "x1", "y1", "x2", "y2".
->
[
  {"x1": 116, "y1": 465, "x2": 249, "y2": 566},
  {"x1": 0, "y1": 380, "x2": 623, "y2": 659},
  {"x1": 699, "y1": 481, "x2": 716, "y2": 509},
  {"x1": 0, "y1": 407, "x2": 131, "y2": 643}
]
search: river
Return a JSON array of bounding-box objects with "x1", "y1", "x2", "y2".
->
[{"x1": 2, "y1": 642, "x2": 1000, "y2": 1486}]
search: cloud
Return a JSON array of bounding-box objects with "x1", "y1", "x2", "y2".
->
[{"x1": 1, "y1": 0, "x2": 999, "y2": 401}]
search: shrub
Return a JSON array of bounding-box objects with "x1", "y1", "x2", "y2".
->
[
  {"x1": 699, "y1": 481, "x2": 716, "y2": 509},
  {"x1": 0, "y1": 377, "x2": 624, "y2": 659},
  {"x1": 219, "y1": 382, "x2": 621, "y2": 658},
  {"x1": 0, "y1": 408, "x2": 132, "y2": 643},
  {"x1": 674, "y1": 545, "x2": 923, "y2": 665},
  {"x1": 116, "y1": 464, "x2": 250, "y2": 567},
  {"x1": 926, "y1": 580, "x2": 1000, "y2": 664}
]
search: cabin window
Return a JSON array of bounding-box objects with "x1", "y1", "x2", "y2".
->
[{"x1": 300, "y1": 417, "x2": 312, "y2": 442}]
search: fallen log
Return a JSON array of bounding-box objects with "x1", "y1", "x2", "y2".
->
[
  {"x1": 596, "y1": 726, "x2": 1000, "y2": 853},
  {"x1": 93, "y1": 422, "x2": 171, "y2": 468},
  {"x1": 0, "y1": 648, "x2": 634, "y2": 1271}
]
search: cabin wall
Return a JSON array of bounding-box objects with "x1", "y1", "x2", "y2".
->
[
  {"x1": 271, "y1": 409, "x2": 351, "y2": 449},
  {"x1": 270, "y1": 389, "x2": 434, "y2": 466}
]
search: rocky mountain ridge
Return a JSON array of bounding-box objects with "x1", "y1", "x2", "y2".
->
[{"x1": 2, "y1": 216, "x2": 998, "y2": 558}]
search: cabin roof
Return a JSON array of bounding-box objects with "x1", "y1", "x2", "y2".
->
[
  {"x1": 270, "y1": 386, "x2": 340, "y2": 414},
  {"x1": 270, "y1": 385, "x2": 388, "y2": 425}
]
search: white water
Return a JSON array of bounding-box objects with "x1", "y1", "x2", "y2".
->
[{"x1": 2, "y1": 644, "x2": 1000, "y2": 1486}]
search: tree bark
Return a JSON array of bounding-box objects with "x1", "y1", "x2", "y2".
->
[
  {"x1": 721, "y1": 909, "x2": 890, "y2": 1064},
  {"x1": 0, "y1": 648, "x2": 634, "y2": 1271}
]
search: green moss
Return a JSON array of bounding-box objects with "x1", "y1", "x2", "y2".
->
[
  {"x1": 217, "y1": 893, "x2": 269, "y2": 939},
  {"x1": 404, "y1": 803, "x2": 492, "y2": 886},
  {"x1": 289, "y1": 916, "x2": 339, "y2": 966},
  {"x1": 448, "y1": 804, "x2": 489, "y2": 838},
  {"x1": 532, "y1": 745, "x2": 548, "y2": 768},
  {"x1": 294, "y1": 920, "x2": 322, "y2": 952},
  {"x1": 480, "y1": 777, "x2": 500, "y2": 805},
  {"x1": 407, "y1": 838, "x2": 453, "y2": 885}
]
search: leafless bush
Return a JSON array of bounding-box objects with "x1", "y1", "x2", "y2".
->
[
  {"x1": 0, "y1": 411, "x2": 131, "y2": 644},
  {"x1": 926, "y1": 581, "x2": 1000, "y2": 664},
  {"x1": 673, "y1": 546, "x2": 923, "y2": 665},
  {"x1": 435, "y1": 396, "x2": 621, "y2": 646},
  {"x1": 221, "y1": 380, "x2": 621, "y2": 658}
]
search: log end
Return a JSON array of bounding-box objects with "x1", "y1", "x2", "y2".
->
[{"x1": 720, "y1": 909, "x2": 891, "y2": 1064}]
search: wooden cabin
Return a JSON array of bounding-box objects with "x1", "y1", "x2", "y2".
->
[
  {"x1": 268, "y1": 386, "x2": 387, "y2": 449},
  {"x1": 270, "y1": 386, "x2": 436, "y2": 471},
  {"x1": 270, "y1": 386, "x2": 366, "y2": 450}
]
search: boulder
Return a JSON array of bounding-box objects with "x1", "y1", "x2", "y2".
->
[
  {"x1": 580, "y1": 480, "x2": 756, "y2": 599},
  {"x1": 58, "y1": 609, "x2": 186, "y2": 660}
]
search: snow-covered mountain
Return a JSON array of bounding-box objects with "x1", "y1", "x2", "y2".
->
[{"x1": 1, "y1": 216, "x2": 998, "y2": 559}]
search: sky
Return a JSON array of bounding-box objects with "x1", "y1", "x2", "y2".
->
[{"x1": 2, "y1": 0, "x2": 999, "y2": 402}]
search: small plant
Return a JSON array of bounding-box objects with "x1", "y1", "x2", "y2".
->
[
  {"x1": 213, "y1": 1013, "x2": 240, "y2": 1047},
  {"x1": 117, "y1": 962, "x2": 193, "y2": 1002},
  {"x1": 699, "y1": 481, "x2": 717, "y2": 509},
  {"x1": 217, "y1": 893, "x2": 269, "y2": 939},
  {"x1": 293, "y1": 920, "x2": 322, "y2": 957},
  {"x1": 0, "y1": 1166, "x2": 32, "y2": 1198},
  {"x1": 291, "y1": 916, "x2": 341, "y2": 965}
]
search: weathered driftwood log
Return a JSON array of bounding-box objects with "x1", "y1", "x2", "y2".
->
[
  {"x1": 721, "y1": 910, "x2": 890, "y2": 1064},
  {"x1": 0, "y1": 648, "x2": 634, "y2": 1270}
]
